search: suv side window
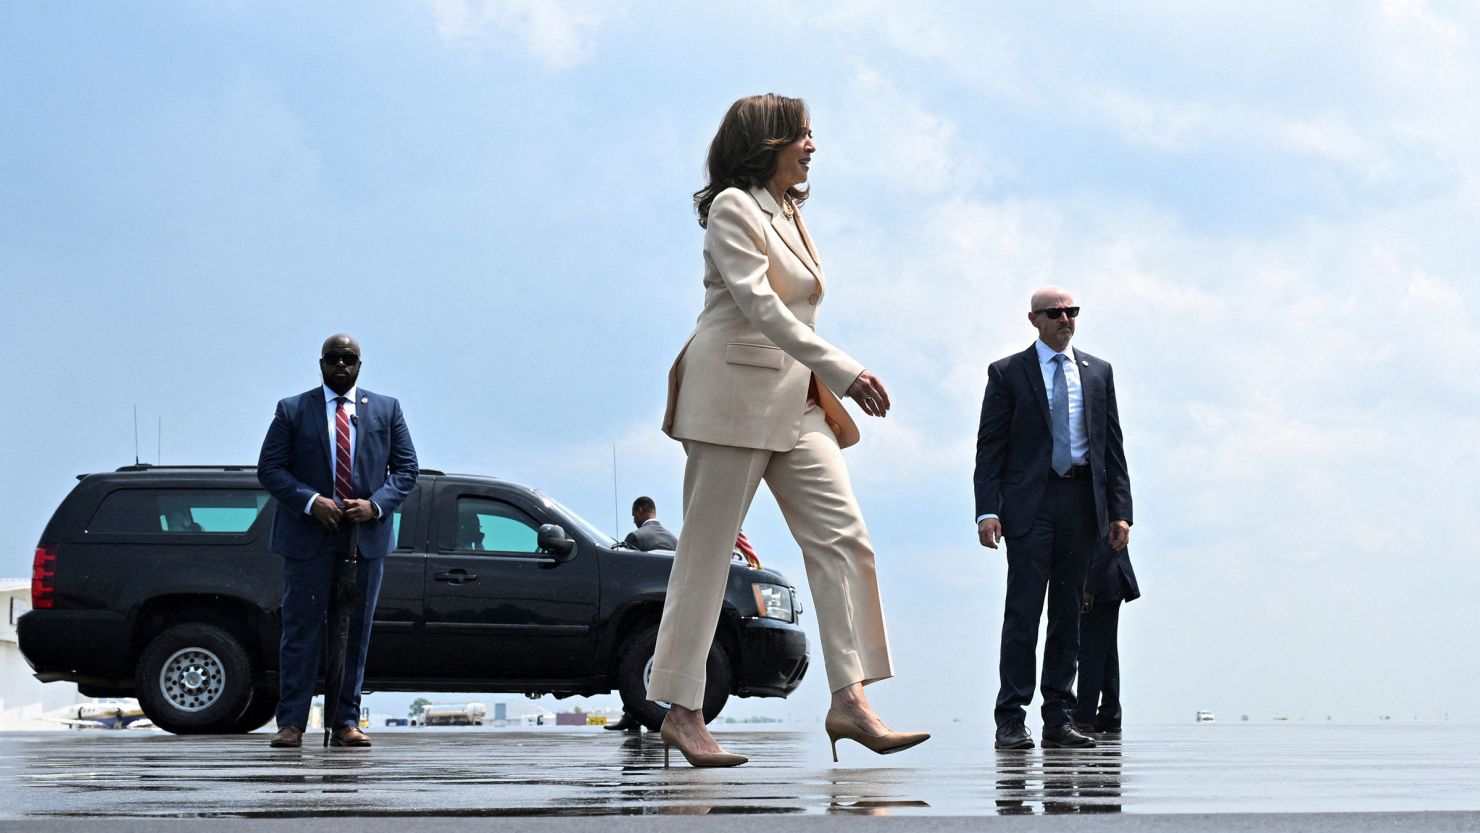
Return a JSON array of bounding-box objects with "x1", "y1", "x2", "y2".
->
[
  {"x1": 87, "y1": 489, "x2": 269, "y2": 535},
  {"x1": 390, "y1": 483, "x2": 424, "y2": 551},
  {"x1": 454, "y1": 497, "x2": 540, "y2": 554}
]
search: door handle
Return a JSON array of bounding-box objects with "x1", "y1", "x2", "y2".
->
[{"x1": 434, "y1": 569, "x2": 478, "y2": 584}]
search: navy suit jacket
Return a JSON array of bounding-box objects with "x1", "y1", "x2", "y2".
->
[
  {"x1": 258, "y1": 387, "x2": 418, "y2": 560},
  {"x1": 973, "y1": 343, "x2": 1132, "y2": 540},
  {"x1": 1085, "y1": 542, "x2": 1140, "y2": 603}
]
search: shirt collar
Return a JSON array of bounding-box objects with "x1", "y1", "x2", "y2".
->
[
  {"x1": 1034, "y1": 340, "x2": 1075, "y2": 366},
  {"x1": 323, "y1": 384, "x2": 358, "y2": 404}
]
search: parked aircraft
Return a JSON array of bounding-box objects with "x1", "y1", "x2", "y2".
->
[{"x1": 43, "y1": 698, "x2": 153, "y2": 730}]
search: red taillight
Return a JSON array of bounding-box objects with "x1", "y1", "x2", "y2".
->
[{"x1": 31, "y1": 546, "x2": 57, "y2": 609}]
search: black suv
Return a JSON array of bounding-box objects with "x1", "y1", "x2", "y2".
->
[{"x1": 19, "y1": 465, "x2": 809, "y2": 734}]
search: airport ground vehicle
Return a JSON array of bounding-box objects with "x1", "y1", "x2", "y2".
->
[
  {"x1": 418, "y1": 702, "x2": 486, "y2": 726},
  {"x1": 19, "y1": 465, "x2": 809, "y2": 734}
]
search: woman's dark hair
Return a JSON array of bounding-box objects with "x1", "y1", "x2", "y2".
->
[{"x1": 693, "y1": 93, "x2": 810, "y2": 228}]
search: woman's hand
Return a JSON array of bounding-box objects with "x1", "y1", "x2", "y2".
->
[{"x1": 846, "y1": 371, "x2": 891, "y2": 418}]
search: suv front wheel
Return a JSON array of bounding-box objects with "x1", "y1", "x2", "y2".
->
[
  {"x1": 229, "y1": 688, "x2": 279, "y2": 733},
  {"x1": 616, "y1": 623, "x2": 731, "y2": 731},
  {"x1": 135, "y1": 623, "x2": 255, "y2": 734}
]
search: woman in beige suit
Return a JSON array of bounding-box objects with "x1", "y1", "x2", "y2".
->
[{"x1": 649, "y1": 93, "x2": 929, "y2": 767}]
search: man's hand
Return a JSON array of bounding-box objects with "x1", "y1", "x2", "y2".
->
[
  {"x1": 845, "y1": 371, "x2": 891, "y2": 418},
  {"x1": 1108, "y1": 520, "x2": 1131, "y2": 551},
  {"x1": 978, "y1": 518, "x2": 1003, "y2": 549},
  {"x1": 310, "y1": 495, "x2": 344, "y2": 531},
  {"x1": 342, "y1": 498, "x2": 376, "y2": 524},
  {"x1": 1082, "y1": 592, "x2": 1095, "y2": 615}
]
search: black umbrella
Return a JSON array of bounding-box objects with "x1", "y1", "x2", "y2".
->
[{"x1": 322, "y1": 522, "x2": 361, "y2": 748}]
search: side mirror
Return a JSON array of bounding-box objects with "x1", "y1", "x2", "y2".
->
[{"x1": 537, "y1": 524, "x2": 577, "y2": 561}]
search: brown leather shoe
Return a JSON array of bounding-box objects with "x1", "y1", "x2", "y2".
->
[
  {"x1": 330, "y1": 725, "x2": 372, "y2": 748},
  {"x1": 269, "y1": 725, "x2": 303, "y2": 749}
]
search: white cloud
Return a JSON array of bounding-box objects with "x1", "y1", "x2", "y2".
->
[
  {"x1": 797, "y1": 3, "x2": 1412, "y2": 179},
  {"x1": 1374, "y1": 1, "x2": 1480, "y2": 200},
  {"x1": 1282, "y1": 117, "x2": 1391, "y2": 179},
  {"x1": 1089, "y1": 88, "x2": 1222, "y2": 152},
  {"x1": 423, "y1": 0, "x2": 620, "y2": 69},
  {"x1": 817, "y1": 63, "x2": 993, "y2": 197}
]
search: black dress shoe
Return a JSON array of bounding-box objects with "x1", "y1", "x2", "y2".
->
[
  {"x1": 1071, "y1": 722, "x2": 1096, "y2": 734},
  {"x1": 994, "y1": 723, "x2": 1034, "y2": 750},
  {"x1": 1041, "y1": 724, "x2": 1096, "y2": 749},
  {"x1": 1096, "y1": 724, "x2": 1122, "y2": 735},
  {"x1": 604, "y1": 713, "x2": 642, "y2": 732},
  {"x1": 269, "y1": 725, "x2": 303, "y2": 748}
]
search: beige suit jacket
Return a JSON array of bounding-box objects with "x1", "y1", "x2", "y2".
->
[{"x1": 662, "y1": 185, "x2": 864, "y2": 453}]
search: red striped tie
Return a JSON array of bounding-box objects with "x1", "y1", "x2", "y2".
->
[{"x1": 334, "y1": 397, "x2": 353, "y2": 503}]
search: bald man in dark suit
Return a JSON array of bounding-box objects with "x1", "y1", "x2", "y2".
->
[{"x1": 975, "y1": 287, "x2": 1133, "y2": 751}]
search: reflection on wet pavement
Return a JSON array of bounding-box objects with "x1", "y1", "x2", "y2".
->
[
  {"x1": 2, "y1": 724, "x2": 1478, "y2": 818},
  {"x1": 994, "y1": 745, "x2": 1123, "y2": 815}
]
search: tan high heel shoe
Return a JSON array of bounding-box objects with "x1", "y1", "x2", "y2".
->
[
  {"x1": 825, "y1": 709, "x2": 930, "y2": 762},
  {"x1": 660, "y1": 719, "x2": 748, "y2": 768}
]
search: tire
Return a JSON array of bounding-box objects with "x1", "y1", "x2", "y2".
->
[
  {"x1": 616, "y1": 623, "x2": 731, "y2": 732},
  {"x1": 135, "y1": 623, "x2": 255, "y2": 735},
  {"x1": 227, "y1": 688, "x2": 279, "y2": 733}
]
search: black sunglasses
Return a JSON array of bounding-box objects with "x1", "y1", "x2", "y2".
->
[
  {"x1": 321, "y1": 352, "x2": 360, "y2": 366},
  {"x1": 1033, "y1": 306, "x2": 1080, "y2": 320}
]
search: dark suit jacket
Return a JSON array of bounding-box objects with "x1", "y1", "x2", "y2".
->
[
  {"x1": 1085, "y1": 542, "x2": 1140, "y2": 603},
  {"x1": 974, "y1": 343, "x2": 1132, "y2": 539},
  {"x1": 258, "y1": 386, "x2": 418, "y2": 560},
  {"x1": 624, "y1": 519, "x2": 678, "y2": 552}
]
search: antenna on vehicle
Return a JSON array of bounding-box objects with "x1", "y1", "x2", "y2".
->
[
  {"x1": 611, "y1": 443, "x2": 619, "y2": 535},
  {"x1": 157, "y1": 418, "x2": 162, "y2": 464},
  {"x1": 133, "y1": 404, "x2": 140, "y2": 465}
]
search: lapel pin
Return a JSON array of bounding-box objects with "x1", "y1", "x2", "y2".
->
[
  {"x1": 1081, "y1": 360, "x2": 1089, "y2": 367},
  {"x1": 360, "y1": 396, "x2": 368, "y2": 404}
]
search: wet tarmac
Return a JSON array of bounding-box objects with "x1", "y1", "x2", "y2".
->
[{"x1": 1, "y1": 723, "x2": 1478, "y2": 826}]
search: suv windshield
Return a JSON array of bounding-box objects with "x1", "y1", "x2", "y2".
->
[{"x1": 535, "y1": 491, "x2": 619, "y2": 549}]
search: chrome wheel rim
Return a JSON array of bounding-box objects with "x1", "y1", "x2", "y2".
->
[{"x1": 158, "y1": 647, "x2": 225, "y2": 713}]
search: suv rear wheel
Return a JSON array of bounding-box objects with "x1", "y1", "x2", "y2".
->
[
  {"x1": 616, "y1": 624, "x2": 731, "y2": 731},
  {"x1": 135, "y1": 623, "x2": 254, "y2": 734}
]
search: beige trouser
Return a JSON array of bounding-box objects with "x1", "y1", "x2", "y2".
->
[{"x1": 647, "y1": 406, "x2": 894, "y2": 710}]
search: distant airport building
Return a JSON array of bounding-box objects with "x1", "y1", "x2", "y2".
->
[{"x1": 1, "y1": 579, "x2": 83, "y2": 729}]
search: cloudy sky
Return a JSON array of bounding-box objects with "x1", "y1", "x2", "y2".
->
[{"x1": 3, "y1": 0, "x2": 1477, "y2": 725}]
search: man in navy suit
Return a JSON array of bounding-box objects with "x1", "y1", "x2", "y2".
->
[
  {"x1": 1074, "y1": 541, "x2": 1140, "y2": 734},
  {"x1": 258, "y1": 334, "x2": 418, "y2": 749},
  {"x1": 975, "y1": 287, "x2": 1132, "y2": 750}
]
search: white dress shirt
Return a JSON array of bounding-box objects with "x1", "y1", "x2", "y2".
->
[
  {"x1": 977, "y1": 341, "x2": 1090, "y2": 525},
  {"x1": 303, "y1": 385, "x2": 379, "y2": 517}
]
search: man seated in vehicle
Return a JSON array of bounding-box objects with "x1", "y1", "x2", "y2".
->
[
  {"x1": 457, "y1": 513, "x2": 486, "y2": 551},
  {"x1": 163, "y1": 508, "x2": 203, "y2": 533},
  {"x1": 606, "y1": 496, "x2": 678, "y2": 732},
  {"x1": 623, "y1": 496, "x2": 677, "y2": 552}
]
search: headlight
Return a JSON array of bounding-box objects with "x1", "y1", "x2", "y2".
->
[{"x1": 751, "y1": 583, "x2": 794, "y2": 623}]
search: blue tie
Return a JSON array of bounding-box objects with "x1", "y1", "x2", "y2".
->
[{"x1": 1051, "y1": 354, "x2": 1071, "y2": 476}]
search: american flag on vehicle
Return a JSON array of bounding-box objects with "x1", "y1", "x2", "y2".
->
[{"x1": 733, "y1": 530, "x2": 761, "y2": 569}]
